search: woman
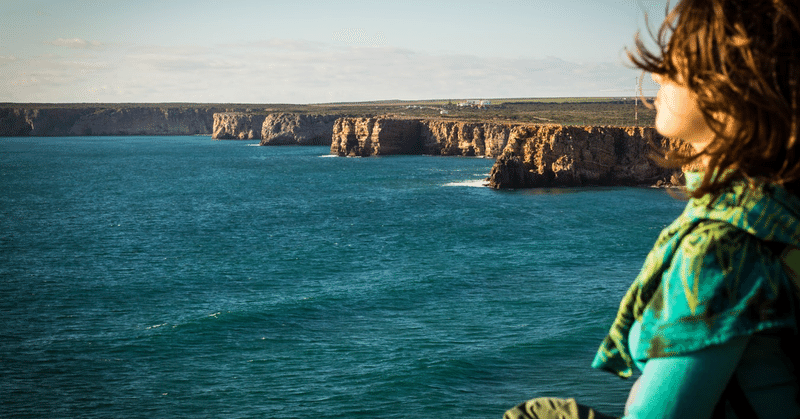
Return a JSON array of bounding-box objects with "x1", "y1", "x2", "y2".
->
[{"x1": 505, "y1": 0, "x2": 800, "y2": 417}]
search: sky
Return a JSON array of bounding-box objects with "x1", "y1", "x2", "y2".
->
[{"x1": 0, "y1": 0, "x2": 671, "y2": 104}]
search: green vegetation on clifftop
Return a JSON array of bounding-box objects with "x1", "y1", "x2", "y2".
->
[{"x1": 1, "y1": 97, "x2": 655, "y2": 128}]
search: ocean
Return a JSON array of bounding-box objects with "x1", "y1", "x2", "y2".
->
[{"x1": 0, "y1": 136, "x2": 685, "y2": 418}]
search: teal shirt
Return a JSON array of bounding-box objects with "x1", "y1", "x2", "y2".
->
[
  {"x1": 625, "y1": 320, "x2": 800, "y2": 418},
  {"x1": 625, "y1": 319, "x2": 749, "y2": 419},
  {"x1": 593, "y1": 174, "x2": 800, "y2": 378}
]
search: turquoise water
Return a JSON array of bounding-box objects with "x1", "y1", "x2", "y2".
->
[{"x1": 0, "y1": 136, "x2": 685, "y2": 418}]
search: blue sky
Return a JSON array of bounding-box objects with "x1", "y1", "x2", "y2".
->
[{"x1": 0, "y1": 0, "x2": 670, "y2": 103}]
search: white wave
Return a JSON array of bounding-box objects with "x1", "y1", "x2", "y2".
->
[
  {"x1": 443, "y1": 179, "x2": 489, "y2": 187},
  {"x1": 318, "y1": 154, "x2": 338, "y2": 158},
  {"x1": 246, "y1": 143, "x2": 261, "y2": 146}
]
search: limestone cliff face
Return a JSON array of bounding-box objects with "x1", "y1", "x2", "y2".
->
[
  {"x1": 71, "y1": 108, "x2": 215, "y2": 136},
  {"x1": 212, "y1": 112, "x2": 267, "y2": 140},
  {"x1": 260, "y1": 113, "x2": 340, "y2": 145},
  {"x1": 0, "y1": 107, "x2": 216, "y2": 136},
  {"x1": 0, "y1": 108, "x2": 85, "y2": 136},
  {"x1": 487, "y1": 125, "x2": 688, "y2": 188},
  {"x1": 332, "y1": 117, "x2": 517, "y2": 157},
  {"x1": 420, "y1": 121, "x2": 513, "y2": 157},
  {"x1": 330, "y1": 117, "x2": 424, "y2": 156},
  {"x1": 331, "y1": 116, "x2": 688, "y2": 187}
]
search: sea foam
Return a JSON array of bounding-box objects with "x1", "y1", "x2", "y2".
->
[{"x1": 443, "y1": 179, "x2": 489, "y2": 187}]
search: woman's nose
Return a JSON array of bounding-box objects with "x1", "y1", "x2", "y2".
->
[{"x1": 651, "y1": 72, "x2": 663, "y2": 84}]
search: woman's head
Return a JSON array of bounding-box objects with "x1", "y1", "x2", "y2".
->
[{"x1": 631, "y1": 0, "x2": 800, "y2": 197}]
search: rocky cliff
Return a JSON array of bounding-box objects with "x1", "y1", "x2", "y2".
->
[
  {"x1": 330, "y1": 117, "x2": 423, "y2": 156},
  {"x1": 331, "y1": 116, "x2": 688, "y2": 188},
  {"x1": 260, "y1": 113, "x2": 341, "y2": 145},
  {"x1": 486, "y1": 125, "x2": 688, "y2": 188},
  {"x1": 331, "y1": 117, "x2": 517, "y2": 157},
  {"x1": 0, "y1": 106, "x2": 218, "y2": 136},
  {"x1": 1, "y1": 106, "x2": 344, "y2": 144},
  {"x1": 420, "y1": 120, "x2": 513, "y2": 157},
  {"x1": 210, "y1": 112, "x2": 342, "y2": 145},
  {"x1": 212, "y1": 112, "x2": 267, "y2": 140},
  {"x1": 0, "y1": 105, "x2": 686, "y2": 188}
]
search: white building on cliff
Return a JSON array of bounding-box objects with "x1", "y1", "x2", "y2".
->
[{"x1": 457, "y1": 100, "x2": 492, "y2": 108}]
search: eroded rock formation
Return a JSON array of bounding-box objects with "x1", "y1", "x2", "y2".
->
[
  {"x1": 331, "y1": 116, "x2": 689, "y2": 188},
  {"x1": 260, "y1": 113, "x2": 341, "y2": 145},
  {"x1": 331, "y1": 117, "x2": 516, "y2": 157},
  {"x1": 213, "y1": 112, "x2": 267, "y2": 140},
  {"x1": 330, "y1": 117, "x2": 424, "y2": 156},
  {"x1": 420, "y1": 120, "x2": 512, "y2": 157},
  {"x1": 486, "y1": 125, "x2": 688, "y2": 188}
]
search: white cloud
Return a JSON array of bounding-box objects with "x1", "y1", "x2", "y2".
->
[
  {"x1": 3, "y1": 39, "x2": 642, "y2": 103},
  {"x1": 46, "y1": 38, "x2": 103, "y2": 50},
  {"x1": 332, "y1": 29, "x2": 388, "y2": 48}
]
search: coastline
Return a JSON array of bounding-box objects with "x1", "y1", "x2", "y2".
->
[{"x1": 0, "y1": 100, "x2": 680, "y2": 189}]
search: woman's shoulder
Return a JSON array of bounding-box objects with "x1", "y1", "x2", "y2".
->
[
  {"x1": 637, "y1": 219, "x2": 797, "y2": 358},
  {"x1": 666, "y1": 219, "x2": 787, "y2": 310},
  {"x1": 676, "y1": 219, "x2": 762, "y2": 269}
]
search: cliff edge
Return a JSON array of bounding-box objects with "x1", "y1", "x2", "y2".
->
[{"x1": 330, "y1": 116, "x2": 688, "y2": 188}]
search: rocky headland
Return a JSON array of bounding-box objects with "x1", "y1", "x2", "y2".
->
[
  {"x1": 330, "y1": 116, "x2": 688, "y2": 188},
  {"x1": 484, "y1": 124, "x2": 688, "y2": 188}
]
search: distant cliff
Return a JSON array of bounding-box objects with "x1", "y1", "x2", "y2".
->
[
  {"x1": 212, "y1": 112, "x2": 267, "y2": 140},
  {"x1": 0, "y1": 106, "x2": 219, "y2": 136},
  {"x1": 211, "y1": 112, "x2": 342, "y2": 145},
  {"x1": 260, "y1": 113, "x2": 341, "y2": 145},
  {"x1": 330, "y1": 117, "x2": 424, "y2": 155},
  {"x1": 331, "y1": 117, "x2": 514, "y2": 157},
  {"x1": 0, "y1": 106, "x2": 340, "y2": 141},
  {"x1": 330, "y1": 116, "x2": 688, "y2": 188}
]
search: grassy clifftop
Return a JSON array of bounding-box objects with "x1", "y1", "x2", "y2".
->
[{"x1": 1, "y1": 97, "x2": 655, "y2": 127}]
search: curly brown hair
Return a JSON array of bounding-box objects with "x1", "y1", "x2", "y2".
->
[{"x1": 630, "y1": 0, "x2": 800, "y2": 198}]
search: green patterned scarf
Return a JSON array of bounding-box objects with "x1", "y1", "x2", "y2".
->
[{"x1": 592, "y1": 174, "x2": 800, "y2": 378}]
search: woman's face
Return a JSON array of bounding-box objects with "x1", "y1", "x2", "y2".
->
[{"x1": 651, "y1": 72, "x2": 715, "y2": 152}]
